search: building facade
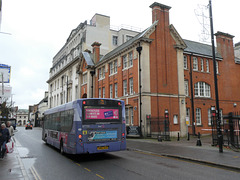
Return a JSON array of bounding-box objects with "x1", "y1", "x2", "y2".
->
[
  {"x1": 37, "y1": 91, "x2": 48, "y2": 127},
  {"x1": 48, "y1": 2, "x2": 240, "y2": 137},
  {"x1": 16, "y1": 109, "x2": 28, "y2": 126},
  {"x1": 47, "y1": 14, "x2": 140, "y2": 108},
  {"x1": 29, "y1": 104, "x2": 38, "y2": 126},
  {"x1": 28, "y1": 92, "x2": 48, "y2": 127}
]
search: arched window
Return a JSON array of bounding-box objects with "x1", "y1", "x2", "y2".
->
[{"x1": 194, "y1": 82, "x2": 210, "y2": 97}]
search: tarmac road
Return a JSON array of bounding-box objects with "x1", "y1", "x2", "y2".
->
[{"x1": 1, "y1": 127, "x2": 240, "y2": 180}]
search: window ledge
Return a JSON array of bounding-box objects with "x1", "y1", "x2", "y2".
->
[
  {"x1": 98, "y1": 77, "x2": 105, "y2": 81},
  {"x1": 122, "y1": 66, "x2": 133, "y2": 72},
  {"x1": 194, "y1": 96, "x2": 212, "y2": 99},
  {"x1": 109, "y1": 72, "x2": 117, "y2": 77}
]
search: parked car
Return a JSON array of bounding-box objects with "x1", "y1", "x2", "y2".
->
[{"x1": 25, "y1": 123, "x2": 33, "y2": 130}]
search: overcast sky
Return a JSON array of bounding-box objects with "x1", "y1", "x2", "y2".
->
[{"x1": 0, "y1": 0, "x2": 239, "y2": 109}]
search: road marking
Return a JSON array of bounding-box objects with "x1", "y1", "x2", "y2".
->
[
  {"x1": 84, "y1": 168, "x2": 91, "y2": 172},
  {"x1": 75, "y1": 163, "x2": 105, "y2": 179},
  {"x1": 96, "y1": 174, "x2": 104, "y2": 179},
  {"x1": 30, "y1": 166, "x2": 42, "y2": 180},
  {"x1": 233, "y1": 156, "x2": 239, "y2": 158},
  {"x1": 74, "y1": 161, "x2": 105, "y2": 179},
  {"x1": 16, "y1": 154, "x2": 29, "y2": 180},
  {"x1": 76, "y1": 163, "x2": 81, "y2": 166}
]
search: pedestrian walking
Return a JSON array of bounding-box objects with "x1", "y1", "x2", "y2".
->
[
  {"x1": 0, "y1": 123, "x2": 10, "y2": 158},
  {"x1": 6, "y1": 121, "x2": 14, "y2": 137}
]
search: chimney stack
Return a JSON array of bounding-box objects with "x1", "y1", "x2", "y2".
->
[
  {"x1": 150, "y1": 2, "x2": 171, "y2": 25},
  {"x1": 91, "y1": 42, "x2": 101, "y2": 63},
  {"x1": 215, "y1": 31, "x2": 234, "y2": 60},
  {"x1": 149, "y1": 2, "x2": 171, "y2": 85}
]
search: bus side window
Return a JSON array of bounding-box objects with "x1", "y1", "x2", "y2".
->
[
  {"x1": 56, "y1": 112, "x2": 61, "y2": 131},
  {"x1": 60, "y1": 111, "x2": 66, "y2": 132},
  {"x1": 49, "y1": 114, "x2": 53, "y2": 129},
  {"x1": 65, "y1": 110, "x2": 73, "y2": 132}
]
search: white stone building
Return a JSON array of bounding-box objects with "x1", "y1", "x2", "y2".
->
[
  {"x1": 47, "y1": 13, "x2": 140, "y2": 108},
  {"x1": 16, "y1": 109, "x2": 29, "y2": 126}
]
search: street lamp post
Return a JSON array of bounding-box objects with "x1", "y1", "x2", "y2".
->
[
  {"x1": 209, "y1": 0, "x2": 223, "y2": 153},
  {"x1": 136, "y1": 42, "x2": 143, "y2": 137}
]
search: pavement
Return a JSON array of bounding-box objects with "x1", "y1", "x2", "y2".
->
[
  {"x1": 126, "y1": 135, "x2": 240, "y2": 172},
  {"x1": 0, "y1": 135, "x2": 239, "y2": 180},
  {"x1": 0, "y1": 136, "x2": 35, "y2": 180}
]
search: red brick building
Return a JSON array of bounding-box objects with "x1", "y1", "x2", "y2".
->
[{"x1": 76, "y1": 2, "x2": 240, "y2": 137}]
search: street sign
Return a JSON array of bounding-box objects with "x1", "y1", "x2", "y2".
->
[
  {"x1": 186, "y1": 117, "x2": 190, "y2": 125},
  {"x1": 0, "y1": 85, "x2": 12, "y2": 98},
  {"x1": 0, "y1": 64, "x2": 11, "y2": 83}
]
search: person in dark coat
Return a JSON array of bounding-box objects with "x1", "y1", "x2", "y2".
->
[{"x1": 0, "y1": 123, "x2": 10, "y2": 158}]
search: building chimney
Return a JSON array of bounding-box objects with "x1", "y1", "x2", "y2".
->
[
  {"x1": 149, "y1": 2, "x2": 171, "y2": 85},
  {"x1": 215, "y1": 31, "x2": 234, "y2": 60},
  {"x1": 149, "y1": 2, "x2": 171, "y2": 25},
  {"x1": 91, "y1": 42, "x2": 101, "y2": 63}
]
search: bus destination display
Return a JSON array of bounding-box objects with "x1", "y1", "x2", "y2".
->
[{"x1": 85, "y1": 109, "x2": 119, "y2": 119}]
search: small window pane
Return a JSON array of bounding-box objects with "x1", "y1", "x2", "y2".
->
[
  {"x1": 184, "y1": 56, "x2": 188, "y2": 69},
  {"x1": 193, "y1": 57, "x2": 198, "y2": 71},
  {"x1": 196, "y1": 108, "x2": 201, "y2": 125},
  {"x1": 173, "y1": 115, "x2": 178, "y2": 124}
]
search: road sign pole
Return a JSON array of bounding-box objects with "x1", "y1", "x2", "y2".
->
[{"x1": 1, "y1": 72, "x2": 4, "y2": 96}]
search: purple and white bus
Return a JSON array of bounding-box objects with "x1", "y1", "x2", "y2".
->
[{"x1": 42, "y1": 98, "x2": 126, "y2": 154}]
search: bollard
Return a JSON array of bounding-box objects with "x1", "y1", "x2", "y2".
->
[
  {"x1": 158, "y1": 135, "x2": 162, "y2": 142},
  {"x1": 187, "y1": 132, "x2": 190, "y2": 141},
  {"x1": 196, "y1": 132, "x2": 202, "y2": 146},
  {"x1": 177, "y1": 132, "x2": 180, "y2": 141}
]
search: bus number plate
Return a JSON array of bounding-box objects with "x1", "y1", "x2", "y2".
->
[{"x1": 97, "y1": 146, "x2": 109, "y2": 150}]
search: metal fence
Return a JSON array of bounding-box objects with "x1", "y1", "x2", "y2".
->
[
  {"x1": 212, "y1": 112, "x2": 240, "y2": 149},
  {"x1": 146, "y1": 115, "x2": 170, "y2": 140}
]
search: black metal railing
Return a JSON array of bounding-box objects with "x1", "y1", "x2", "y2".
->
[
  {"x1": 212, "y1": 112, "x2": 240, "y2": 149},
  {"x1": 146, "y1": 115, "x2": 170, "y2": 141}
]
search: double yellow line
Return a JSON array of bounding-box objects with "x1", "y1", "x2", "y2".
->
[{"x1": 30, "y1": 166, "x2": 41, "y2": 180}]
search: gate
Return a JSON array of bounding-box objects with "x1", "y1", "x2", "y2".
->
[
  {"x1": 223, "y1": 112, "x2": 240, "y2": 149},
  {"x1": 146, "y1": 115, "x2": 170, "y2": 140},
  {"x1": 212, "y1": 112, "x2": 240, "y2": 149},
  {"x1": 211, "y1": 113, "x2": 220, "y2": 146}
]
